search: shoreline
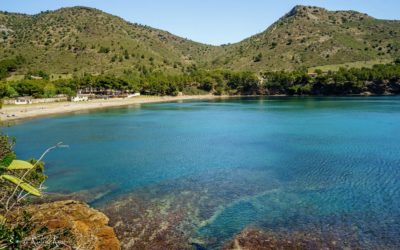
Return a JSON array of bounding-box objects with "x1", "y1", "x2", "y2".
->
[
  {"x1": 1, "y1": 94, "x2": 397, "y2": 124},
  {"x1": 0, "y1": 95, "x2": 232, "y2": 124}
]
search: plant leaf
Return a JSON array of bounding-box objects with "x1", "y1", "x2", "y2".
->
[
  {"x1": 7, "y1": 160, "x2": 34, "y2": 170},
  {"x1": 0, "y1": 174, "x2": 41, "y2": 196},
  {"x1": 0, "y1": 214, "x2": 5, "y2": 224}
]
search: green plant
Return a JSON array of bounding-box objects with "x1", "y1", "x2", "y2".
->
[
  {"x1": 0, "y1": 139, "x2": 69, "y2": 249},
  {"x1": 0, "y1": 142, "x2": 67, "y2": 217}
]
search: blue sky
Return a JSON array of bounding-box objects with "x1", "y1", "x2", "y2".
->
[{"x1": 2, "y1": 0, "x2": 400, "y2": 45}]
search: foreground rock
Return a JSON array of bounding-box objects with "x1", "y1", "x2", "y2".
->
[{"x1": 15, "y1": 200, "x2": 120, "y2": 250}]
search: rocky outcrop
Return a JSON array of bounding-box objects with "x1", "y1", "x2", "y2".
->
[{"x1": 15, "y1": 200, "x2": 120, "y2": 250}]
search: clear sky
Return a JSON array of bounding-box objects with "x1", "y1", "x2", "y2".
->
[{"x1": 2, "y1": 0, "x2": 400, "y2": 45}]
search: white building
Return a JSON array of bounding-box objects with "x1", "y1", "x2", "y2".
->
[
  {"x1": 14, "y1": 97, "x2": 33, "y2": 105},
  {"x1": 70, "y1": 95, "x2": 89, "y2": 102},
  {"x1": 127, "y1": 93, "x2": 141, "y2": 98}
]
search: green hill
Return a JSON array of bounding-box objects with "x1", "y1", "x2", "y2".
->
[
  {"x1": 211, "y1": 5, "x2": 400, "y2": 71},
  {"x1": 0, "y1": 6, "x2": 215, "y2": 75},
  {"x1": 1, "y1": 5, "x2": 400, "y2": 76}
]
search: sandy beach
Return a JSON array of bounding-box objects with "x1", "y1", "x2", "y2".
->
[{"x1": 0, "y1": 95, "x2": 229, "y2": 123}]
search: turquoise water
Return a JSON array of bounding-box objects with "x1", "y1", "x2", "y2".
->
[{"x1": 4, "y1": 96, "x2": 400, "y2": 248}]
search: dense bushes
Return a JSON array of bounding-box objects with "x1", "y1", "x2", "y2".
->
[
  {"x1": 0, "y1": 56, "x2": 25, "y2": 80},
  {"x1": 0, "y1": 79, "x2": 75, "y2": 98}
]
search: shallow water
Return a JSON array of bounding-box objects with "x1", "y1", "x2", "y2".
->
[{"x1": 4, "y1": 96, "x2": 400, "y2": 248}]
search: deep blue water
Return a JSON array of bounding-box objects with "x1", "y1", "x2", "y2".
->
[{"x1": 3, "y1": 96, "x2": 400, "y2": 248}]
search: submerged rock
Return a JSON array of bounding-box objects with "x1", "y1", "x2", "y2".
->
[
  {"x1": 41, "y1": 183, "x2": 118, "y2": 204},
  {"x1": 14, "y1": 200, "x2": 120, "y2": 250},
  {"x1": 100, "y1": 168, "x2": 279, "y2": 249},
  {"x1": 223, "y1": 227, "x2": 362, "y2": 250}
]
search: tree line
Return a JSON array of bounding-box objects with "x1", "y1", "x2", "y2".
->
[
  {"x1": 1, "y1": 58, "x2": 400, "y2": 98},
  {"x1": 263, "y1": 62, "x2": 400, "y2": 95}
]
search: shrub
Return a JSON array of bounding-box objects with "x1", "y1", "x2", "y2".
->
[
  {"x1": 253, "y1": 53, "x2": 263, "y2": 62},
  {"x1": 98, "y1": 46, "x2": 110, "y2": 53}
]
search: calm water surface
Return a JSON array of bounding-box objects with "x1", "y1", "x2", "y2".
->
[{"x1": 4, "y1": 97, "x2": 400, "y2": 248}]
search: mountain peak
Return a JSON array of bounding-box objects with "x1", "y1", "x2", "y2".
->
[
  {"x1": 47, "y1": 6, "x2": 104, "y2": 16},
  {"x1": 285, "y1": 5, "x2": 326, "y2": 18},
  {"x1": 282, "y1": 5, "x2": 373, "y2": 24}
]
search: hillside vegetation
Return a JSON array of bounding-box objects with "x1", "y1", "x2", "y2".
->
[{"x1": 1, "y1": 5, "x2": 400, "y2": 76}]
